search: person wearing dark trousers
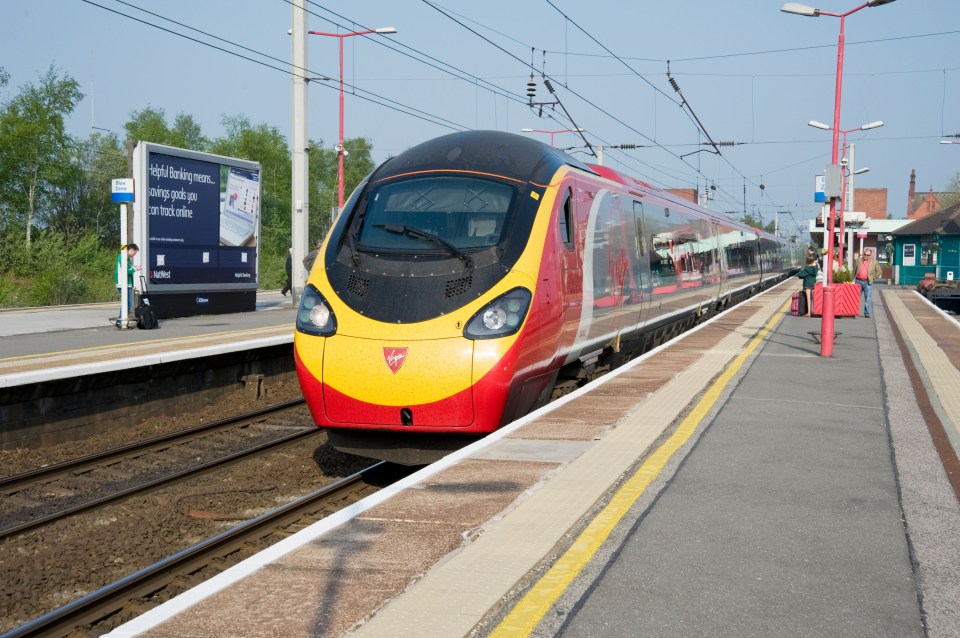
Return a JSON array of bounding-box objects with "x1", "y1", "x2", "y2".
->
[
  {"x1": 852, "y1": 248, "x2": 882, "y2": 318},
  {"x1": 281, "y1": 248, "x2": 292, "y2": 296},
  {"x1": 114, "y1": 243, "x2": 141, "y2": 317}
]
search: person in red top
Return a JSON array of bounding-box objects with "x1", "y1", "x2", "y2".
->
[{"x1": 852, "y1": 248, "x2": 883, "y2": 318}]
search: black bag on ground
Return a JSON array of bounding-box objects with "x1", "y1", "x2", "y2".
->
[
  {"x1": 136, "y1": 276, "x2": 159, "y2": 329},
  {"x1": 135, "y1": 301, "x2": 157, "y2": 329}
]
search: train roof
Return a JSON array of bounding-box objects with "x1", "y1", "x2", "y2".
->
[
  {"x1": 368, "y1": 131, "x2": 792, "y2": 246},
  {"x1": 369, "y1": 130, "x2": 597, "y2": 186}
]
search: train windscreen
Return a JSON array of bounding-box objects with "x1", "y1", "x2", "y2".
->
[{"x1": 356, "y1": 176, "x2": 517, "y2": 253}]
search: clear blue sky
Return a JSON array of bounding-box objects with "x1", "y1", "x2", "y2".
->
[{"x1": 2, "y1": 0, "x2": 958, "y2": 237}]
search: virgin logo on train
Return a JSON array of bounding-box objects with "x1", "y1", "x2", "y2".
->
[{"x1": 383, "y1": 348, "x2": 408, "y2": 374}]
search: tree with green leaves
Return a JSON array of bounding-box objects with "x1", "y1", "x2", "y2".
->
[
  {"x1": 0, "y1": 65, "x2": 83, "y2": 245},
  {"x1": 307, "y1": 136, "x2": 376, "y2": 247},
  {"x1": 0, "y1": 59, "x2": 381, "y2": 306},
  {"x1": 44, "y1": 132, "x2": 126, "y2": 243},
  {"x1": 942, "y1": 171, "x2": 960, "y2": 208},
  {"x1": 124, "y1": 107, "x2": 209, "y2": 151},
  {"x1": 740, "y1": 212, "x2": 777, "y2": 234}
]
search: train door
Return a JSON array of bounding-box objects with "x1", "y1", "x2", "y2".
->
[
  {"x1": 712, "y1": 221, "x2": 726, "y2": 302},
  {"x1": 554, "y1": 180, "x2": 583, "y2": 361},
  {"x1": 631, "y1": 200, "x2": 652, "y2": 331}
]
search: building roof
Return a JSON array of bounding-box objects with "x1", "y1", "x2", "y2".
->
[
  {"x1": 893, "y1": 201, "x2": 960, "y2": 236},
  {"x1": 910, "y1": 191, "x2": 948, "y2": 213}
]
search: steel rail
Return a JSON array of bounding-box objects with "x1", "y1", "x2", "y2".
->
[
  {"x1": 0, "y1": 399, "x2": 306, "y2": 493},
  {"x1": 0, "y1": 403, "x2": 316, "y2": 540},
  {"x1": 2, "y1": 462, "x2": 391, "y2": 638}
]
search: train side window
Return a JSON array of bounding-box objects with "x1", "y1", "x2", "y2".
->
[{"x1": 558, "y1": 187, "x2": 574, "y2": 250}]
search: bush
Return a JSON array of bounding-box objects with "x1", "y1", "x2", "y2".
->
[{"x1": 0, "y1": 232, "x2": 117, "y2": 307}]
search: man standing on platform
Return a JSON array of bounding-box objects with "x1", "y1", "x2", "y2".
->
[
  {"x1": 114, "y1": 243, "x2": 141, "y2": 317},
  {"x1": 853, "y1": 248, "x2": 882, "y2": 318}
]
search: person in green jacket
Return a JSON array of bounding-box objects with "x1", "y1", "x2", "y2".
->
[
  {"x1": 796, "y1": 256, "x2": 819, "y2": 317},
  {"x1": 114, "y1": 243, "x2": 141, "y2": 316}
]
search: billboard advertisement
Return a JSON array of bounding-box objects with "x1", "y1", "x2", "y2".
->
[{"x1": 132, "y1": 143, "x2": 261, "y2": 315}]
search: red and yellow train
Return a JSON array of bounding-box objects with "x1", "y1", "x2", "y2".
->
[{"x1": 295, "y1": 131, "x2": 801, "y2": 463}]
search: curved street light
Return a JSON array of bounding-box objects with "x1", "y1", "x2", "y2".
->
[{"x1": 782, "y1": 0, "x2": 896, "y2": 357}]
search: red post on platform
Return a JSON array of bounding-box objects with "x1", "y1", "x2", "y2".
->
[
  {"x1": 821, "y1": 285, "x2": 835, "y2": 356},
  {"x1": 781, "y1": 0, "x2": 897, "y2": 356},
  {"x1": 309, "y1": 27, "x2": 396, "y2": 210}
]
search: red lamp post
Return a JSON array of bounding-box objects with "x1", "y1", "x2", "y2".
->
[
  {"x1": 521, "y1": 128, "x2": 583, "y2": 147},
  {"x1": 782, "y1": 0, "x2": 896, "y2": 357},
  {"x1": 308, "y1": 27, "x2": 397, "y2": 210}
]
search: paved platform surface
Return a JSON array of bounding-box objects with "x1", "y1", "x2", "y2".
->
[
  {"x1": 0, "y1": 291, "x2": 295, "y2": 386},
  {"x1": 100, "y1": 282, "x2": 960, "y2": 638}
]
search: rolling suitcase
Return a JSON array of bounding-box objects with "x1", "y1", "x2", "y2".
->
[
  {"x1": 791, "y1": 291, "x2": 800, "y2": 316},
  {"x1": 135, "y1": 276, "x2": 158, "y2": 330}
]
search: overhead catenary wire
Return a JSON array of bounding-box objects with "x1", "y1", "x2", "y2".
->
[
  {"x1": 80, "y1": 0, "x2": 470, "y2": 134},
  {"x1": 421, "y1": 0, "x2": 753, "y2": 208},
  {"x1": 78, "y1": 0, "x2": 858, "y2": 217},
  {"x1": 537, "y1": 1, "x2": 779, "y2": 211},
  {"x1": 542, "y1": 28, "x2": 960, "y2": 64}
]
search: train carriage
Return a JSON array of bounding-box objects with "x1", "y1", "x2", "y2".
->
[{"x1": 294, "y1": 130, "x2": 801, "y2": 464}]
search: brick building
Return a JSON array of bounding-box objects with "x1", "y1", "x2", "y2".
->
[
  {"x1": 906, "y1": 169, "x2": 949, "y2": 220},
  {"x1": 853, "y1": 188, "x2": 887, "y2": 220}
]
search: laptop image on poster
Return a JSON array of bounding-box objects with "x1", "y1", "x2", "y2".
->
[{"x1": 219, "y1": 167, "x2": 259, "y2": 246}]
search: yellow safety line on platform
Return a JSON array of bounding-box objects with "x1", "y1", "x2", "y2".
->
[
  {"x1": 490, "y1": 302, "x2": 786, "y2": 637},
  {"x1": 0, "y1": 324, "x2": 292, "y2": 363}
]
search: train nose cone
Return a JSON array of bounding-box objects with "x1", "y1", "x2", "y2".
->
[{"x1": 322, "y1": 336, "x2": 476, "y2": 427}]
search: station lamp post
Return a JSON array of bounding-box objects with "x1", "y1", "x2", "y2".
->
[
  {"x1": 808, "y1": 120, "x2": 883, "y2": 269},
  {"x1": 309, "y1": 27, "x2": 397, "y2": 210},
  {"x1": 521, "y1": 128, "x2": 583, "y2": 147},
  {"x1": 782, "y1": 0, "x2": 896, "y2": 357}
]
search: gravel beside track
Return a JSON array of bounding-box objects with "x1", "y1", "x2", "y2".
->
[{"x1": 0, "y1": 380, "x2": 372, "y2": 634}]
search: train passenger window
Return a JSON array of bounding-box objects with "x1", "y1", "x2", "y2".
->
[{"x1": 559, "y1": 188, "x2": 574, "y2": 250}]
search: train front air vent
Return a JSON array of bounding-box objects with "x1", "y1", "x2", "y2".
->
[
  {"x1": 444, "y1": 275, "x2": 473, "y2": 298},
  {"x1": 347, "y1": 274, "x2": 370, "y2": 297}
]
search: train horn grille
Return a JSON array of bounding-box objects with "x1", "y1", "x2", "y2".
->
[
  {"x1": 347, "y1": 274, "x2": 370, "y2": 297},
  {"x1": 444, "y1": 275, "x2": 473, "y2": 298}
]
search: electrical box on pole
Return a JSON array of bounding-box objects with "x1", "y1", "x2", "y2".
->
[{"x1": 824, "y1": 164, "x2": 843, "y2": 199}]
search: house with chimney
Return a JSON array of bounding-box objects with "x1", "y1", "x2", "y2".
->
[{"x1": 906, "y1": 169, "x2": 950, "y2": 220}]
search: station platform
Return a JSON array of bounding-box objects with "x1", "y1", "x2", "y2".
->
[
  {"x1": 0, "y1": 291, "x2": 296, "y2": 388},
  {"x1": 98, "y1": 281, "x2": 960, "y2": 638}
]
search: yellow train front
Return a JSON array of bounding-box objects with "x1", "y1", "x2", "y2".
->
[{"x1": 294, "y1": 131, "x2": 573, "y2": 464}]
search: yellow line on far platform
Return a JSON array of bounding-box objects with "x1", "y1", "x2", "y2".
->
[
  {"x1": 0, "y1": 324, "x2": 292, "y2": 363},
  {"x1": 489, "y1": 303, "x2": 785, "y2": 637}
]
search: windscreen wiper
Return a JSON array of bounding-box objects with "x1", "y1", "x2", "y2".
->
[{"x1": 378, "y1": 223, "x2": 473, "y2": 269}]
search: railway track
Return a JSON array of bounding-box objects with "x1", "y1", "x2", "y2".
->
[
  {"x1": 4, "y1": 461, "x2": 412, "y2": 638},
  {"x1": 0, "y1": 399, "x2": 313, "y2": 539}
]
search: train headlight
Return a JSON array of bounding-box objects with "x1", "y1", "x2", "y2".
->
[
  {"x1": 296, "y1": 284, "x2": 337, "y2": 336},
  {"x1": 464, "y1": 288, "x2": 531, "y2": 340}
]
